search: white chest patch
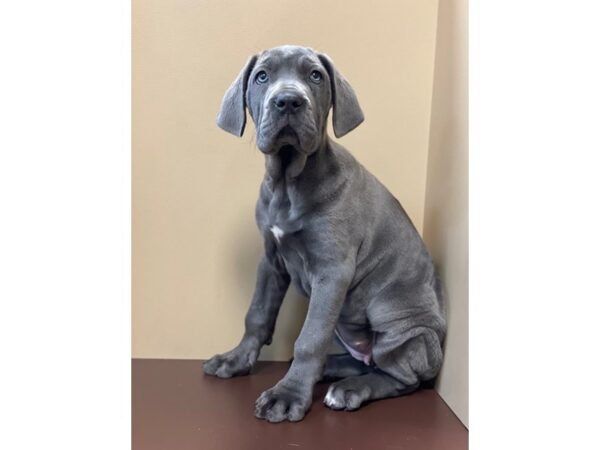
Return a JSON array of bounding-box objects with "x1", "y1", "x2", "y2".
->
[{"x1": 270, "y1": 225, "x2": 284, "y2": 243}]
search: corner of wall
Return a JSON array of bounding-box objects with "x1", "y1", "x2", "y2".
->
[{"x1": 422, "y1": 0, "x2": 469, "y2": 428}]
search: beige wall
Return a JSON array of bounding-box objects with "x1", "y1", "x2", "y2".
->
[
  {"x1": 423, "y1": 0, "x2": 469, "y2": 426},
  {"x1": 133, "y1": 0, "x2": 440, "y2": 360}
]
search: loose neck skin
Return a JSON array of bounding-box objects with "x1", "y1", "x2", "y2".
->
[
  {"x1": 264, "y1": 133, "x2": 337, "y2": 186},
  {"x1": 263, "y1": 134, "x2": 349, "y2": 228}
]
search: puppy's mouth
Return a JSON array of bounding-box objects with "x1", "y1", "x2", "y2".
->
[
  {"x1": 260, "y1": 125, "x2": 313, "y2": 179},
  {"x1": 275, "y1": 125, "x2": 299, "y2": 150},
  {"x1": 260, "y1": 125, "x2": 299, "y2": 154},
  {"x1": 278, "y1": 144, "x2": 297, "y2": 170}
]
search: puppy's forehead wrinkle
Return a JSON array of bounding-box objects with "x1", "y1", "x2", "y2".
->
[{"x1": 258, "y1": 46, "x2": 320, "y2": 69}]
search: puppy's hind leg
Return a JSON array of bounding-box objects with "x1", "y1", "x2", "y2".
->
[
  {"x1": 324, "y1": 370, "x2": 418, "y2": 411},
  {"x1": 321, "y1": 353, "x2": 374, "y2": 381},
  {"x1": 324, "y1": 327, "x2": 443, "y2": 411}
]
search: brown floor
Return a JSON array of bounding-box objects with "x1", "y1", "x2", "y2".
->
[{"x1": 132, "y1": 359, "x2": 467, "y2": 450}]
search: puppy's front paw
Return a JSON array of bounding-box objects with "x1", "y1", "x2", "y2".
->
[
  {"x1": 203, "y1": 347, "x2": 257, "y2": 378},
  {"x1": 255, "y1": 383, "x2": 311, "y2": 423}
]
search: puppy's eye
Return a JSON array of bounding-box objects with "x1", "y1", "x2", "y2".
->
[
  {"x1": 255, "y1": 70, "x2": 269, "y2": 84},
  {"x1": 309, "y1": 70, "x2": 322, "y2": 83}
]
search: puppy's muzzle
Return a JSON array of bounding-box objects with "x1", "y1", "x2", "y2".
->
[{"x1": 272, "y1": 90, "x2": 306, "y2": 115}]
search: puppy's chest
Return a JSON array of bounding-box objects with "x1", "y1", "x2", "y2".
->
[
  {"x1": 261, "y1": 182, "x2": 304, "y2": 241},
  {"x1": 260, "y1": 183, "x2": 312, "y2": 292}
]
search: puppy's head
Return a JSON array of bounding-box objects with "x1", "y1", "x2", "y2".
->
[{"x1": 217, "y1": 45, "x2": 364, "y2": 156}]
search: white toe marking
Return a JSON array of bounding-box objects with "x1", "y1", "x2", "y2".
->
[
  {"x1": 324, "y1": 386, "x2": 342, "y2": 408},
  {"x1": 270, "y1": 225, "x2": 284, "y2": 243}
]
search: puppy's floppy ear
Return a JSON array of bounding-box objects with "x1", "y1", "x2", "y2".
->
[
  {"x1": 318, "y1": 53, "x2": 364, "y2": 138},
  {"x1": 216, "y1": 55, "x2": 258, "y2": 137}
]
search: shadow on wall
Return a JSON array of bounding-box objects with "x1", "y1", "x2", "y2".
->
[{"x1": 230, "y1": 210, "x2": 308, "y2": 361}]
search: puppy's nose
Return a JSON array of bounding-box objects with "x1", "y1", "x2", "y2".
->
[{"x1": 273, "y1": 92, "x2": 305, "y2": 114}]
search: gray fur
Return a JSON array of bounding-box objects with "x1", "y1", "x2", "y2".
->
[{"x1": 205, "y1": 45, "x2": 446, "y2": 423}]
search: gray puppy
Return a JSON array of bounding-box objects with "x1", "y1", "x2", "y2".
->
[{"x1": 204, "y1": 45, "x2": 446, "y2": 423}]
